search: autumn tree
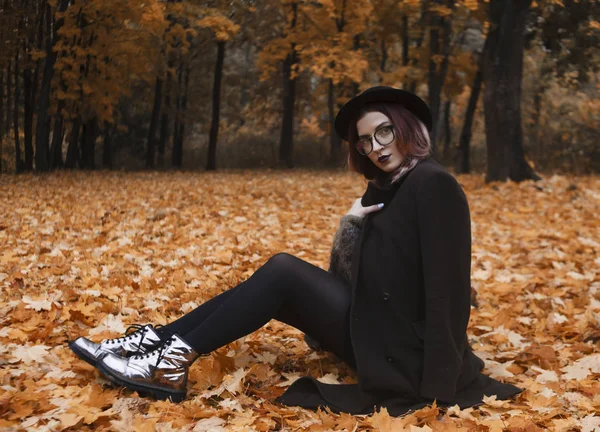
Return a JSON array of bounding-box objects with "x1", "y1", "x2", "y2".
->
[
  {"x1": 1, "y1": 0, "x2": 29, "y2": 172},
  {"x1": 200, "y1": 9, "x2": 241, "y2": 171},
  {"x1": 35, "y1": 0, "x2": 69, "y2": 171},
  {"x1": 291, "y1": 0, "x2": 371, "y2": 166},
  {"x1": 526, "y1": 0, "x2": 600, "y2": 171},
  {"x1": 49, "y1": 0, "x2": 165, "y2": 169},
  {"x1": 481, "y1": 0, "x2": 540, "y2": 182},
  {"x1": 0, "y1": 0, "x2": 596, "y2": 174},
  {"x1": 257, "y1": 0, "x2": 305, "y2": 168}
]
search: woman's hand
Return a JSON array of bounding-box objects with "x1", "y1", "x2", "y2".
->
[{"x1": 345, "y1": 198, "x2": 385, "y2": 218}]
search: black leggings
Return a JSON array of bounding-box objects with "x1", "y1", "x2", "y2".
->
[{"x1": 160, "y1": 253, "x2": 357, "y2": 367}]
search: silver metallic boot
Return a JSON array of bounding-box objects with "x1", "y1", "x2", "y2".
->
[
  {"x1": 97, "y1": 333, "x2": 202, "y2": 402},
  {"x1": 68, "y1": 323, "x2": 165, "y2": 367}
]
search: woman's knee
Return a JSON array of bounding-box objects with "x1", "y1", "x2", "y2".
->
[
  {"x1": 267, "y1": 252, "x2": 299, "y2": 270},
  {"x1": 260, "y1": 253, "x2": 302, "y2": 290}
]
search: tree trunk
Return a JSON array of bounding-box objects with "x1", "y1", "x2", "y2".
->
[
  {"x1": 380, "y1": 39, "x2": 387, "y2": 74},
  {"x1": 427, "y1": 6, "x2": 452, "y2": 156},
  {"x1": 482, "y1": 0, "x2": 540, "y2": 182},
  {"x1": 402, "y1": 14, "x2": 409, "y2": 89},
  {"x1": 328, "y1": 79, "x2": 342, "y2": 166},
  {"x1": 102, "y1": 121, "x2": 112, "y2": 169},
  {"x1": 239, "y1": 42, "x2": 252, "y2": 127},
  {"x1": 278, "y1": 2, "x2": 297, "y2": 169},
  {"x1": 158, "y1": 79, "x2": 172, "y2": 168},
  {"x1": 23, "y1": 53, "x2": 34, "y2": 171},
  {"x1": 80, "y1": 120, "x2": 88, "y2": 168},
  {"x1": 456, "y1": 63, "x2": 483, "y2": 174},
  {"x1": 176, "y1": 61, "x2": 191, "y2": 166},
  {"x1": 409, "y1": 0, "x2": 429, "y2": 93},
  {"x1": 146, "y1": 77, "x2": 163, "y2": 168},
  {"x1": 35, "y1": 0, "x2": 69, "y2": 172},
  {"x1": 171, "y1": 64, "x2": 183, "y2": 169},
  {"x1": 531, "y1": 62, "x2": 552, "y2": 170},
  {"x1": 171, "y1": 57, "x2": 185, "y2": 169},
  {"x1": 351, "y1": 35, "x2": 360, "y2": 97},
  {"x1": 157, "y1": 67, "x2": 173, "y2": 169},
  {"x1": 23, "y1": 1, "x2": 43, "y2": 171},
  {"x1": 279, "y1": 50, "x2": 297, "y2": 169},
  {"x1": 427, "y1": 20, "x2": 441, "y2": 155},
  {"x1": 0, "y1": 71, "x2": 4, "y2": 173},
  {"x1": 13, "y1": 53, "x2": 23, "y2": 173},
  {"x1": 6, "y1": 62, "x2": 12, "y2": 168},
  {"x1": 49, "y1": 113, "x2": 64, "y2": 169},
  {"x1": 148, "y1": 11, "x2": 179, "y2": 168},
  {"x1": 442, "y1": 100, "x2": 451, "y2": 159},
  {"x1": 80, "y1": 116, "x2": 98, "y2": 169},
  {"x1": 65, "y1": 118, "x2": 81, "y2": 168},
  {"x1": 206, "y1": 41, "x2": 225, "y2": 171}
]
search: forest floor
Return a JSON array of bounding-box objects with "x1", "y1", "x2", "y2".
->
[{"x1": 0, "y1": 169, "x2": 599, "y2": 431}]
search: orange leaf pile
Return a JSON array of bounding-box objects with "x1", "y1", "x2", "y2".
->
[{"x1": 0, "y1": 169, "x2": 599, "y2": 431}]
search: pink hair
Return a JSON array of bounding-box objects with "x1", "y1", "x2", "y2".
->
[{"x1": 345, "y1": 102, "x2": 431, "y2": 187}]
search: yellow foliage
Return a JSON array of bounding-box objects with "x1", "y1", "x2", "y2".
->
[
  {"x1": 300, "y1": 116, "x2": 325, "y2": 137},
  {"x1": 460, "y1": 0, "x2": 480, "y2": 11},
  {"x1": 30, "y1": 49, "x2": 47, "y2": 61},
  {"x1": 140, "y1": 1, "x2": 167, "y2": 36},
  {"x1": 197, "y1": 15, "x2": 241, "y2": 42},
  {"x1": 429, "y1": 4, "x2": 453, "y2": 17},
  {"x1": 51, "y1": 0, "x2": 166, "y2": 124}
]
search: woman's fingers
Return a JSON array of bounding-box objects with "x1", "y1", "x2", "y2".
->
[
  {"x1": 363, "y1": 203, "x2": 385, "y2": 214},
  {"x1": 345, "y1": 200, "x2": 385, "y2": 218}
]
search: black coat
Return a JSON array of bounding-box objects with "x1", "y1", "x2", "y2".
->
[{"x1": 276, "y1": 156, "x2": 522, "y2": 416}]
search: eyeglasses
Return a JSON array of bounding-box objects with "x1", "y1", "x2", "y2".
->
[{"x1": 356, "y1": 125, "x2": 395, "y2": 156}]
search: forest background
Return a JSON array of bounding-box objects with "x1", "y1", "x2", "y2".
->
[
  {"x1": 0, "y1": 0, "x2": 598, "y2": 180},
  {"x1": 2, "y1": 1, "x2": 600, "y2": 430}
]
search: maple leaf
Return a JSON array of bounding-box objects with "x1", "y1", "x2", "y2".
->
[
  {"x1": 410, "y1": 426, "x2": 433, "y2": 432},
  {"x1": 88, "y1": 314, "x2": 127, "y2": 335},
  {"x1": 580, "y1": 415, "x2": 600, "y2": 432},
  {"x1": 275, "y1": 372, "x2": 302, "y2": 387},
  {"x1": 561, "y1": 354, "x2": 600, "y2": 380},
  {"x1": 200, "y1": 367, "x2": 248, "y2": 398},
  {"x1": 191, "y1": 417, "x2": 227, "y2": 431},
  {"x1": 529, "y1": 365, "x2": 559, "y2": 383},
  {"x1": 22, "y1": 295, "x2": 53, "y2": 311},
  {"x1": 484, "y1": 359, "x2": 516, "y2": 379},
  {"x1": 316, "y1": 373, "x2": 340, "y2": 384},
  {"x1": 9, "y1": 344, "x2": 50, "y2": 364},
  {"x1": 218, "y1": 398, "x2": 243, "y2": 413},
  {"x1": 482, "y1": 395, "x2": 512, "y2": 408},
  {"x1": 57, "y1": 413, "x2": 84, "y2": 430}
]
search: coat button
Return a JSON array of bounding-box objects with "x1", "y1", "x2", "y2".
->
[
  {"x1": 352, "y1": 314, "x2": 359, "y2": 322},
  {"x1": 382, "y1": 292, "x2": 390, "y2": 301},
  {"x1": 386, "y1": 356, "x2": 394, "y2": 363}
]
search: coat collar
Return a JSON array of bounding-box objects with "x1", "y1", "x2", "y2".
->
[{"x1": 360, "y1": 157, "x2": 431, "y2": 207}]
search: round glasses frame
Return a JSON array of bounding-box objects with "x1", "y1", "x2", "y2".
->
[{"x1": 355, "y1": 125, "x2": 396, "y2": 156}]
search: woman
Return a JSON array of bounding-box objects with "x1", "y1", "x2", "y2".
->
[{"x1": 69, "y1": 86, "x2": 521, "y2": 415}]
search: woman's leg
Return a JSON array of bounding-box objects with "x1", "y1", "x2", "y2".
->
[
  {"x1": 96, "y1": 252, "x2": 355, "y2": 401},
  {"x1": 180, "y1": 252, "x2": 355, "y2": 365},
  {"x1": 157, "y1": 285, "x2": 241, "y2": 337}
]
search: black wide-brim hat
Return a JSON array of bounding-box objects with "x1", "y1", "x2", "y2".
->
[{"x1": 334, "y1": 86, "x2": 433, "y2": 141}]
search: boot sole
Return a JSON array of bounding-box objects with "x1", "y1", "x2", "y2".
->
[
  {"x1": 68, "y1": 341, "x2": 99, "y2": 367},
  {"x1": 96, "y1": 361, "x2": 187, "y2": 403}
]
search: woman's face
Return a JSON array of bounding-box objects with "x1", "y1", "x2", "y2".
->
[{"x1": 356, "y1": 111, "x2": 404, "y2": 173}]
